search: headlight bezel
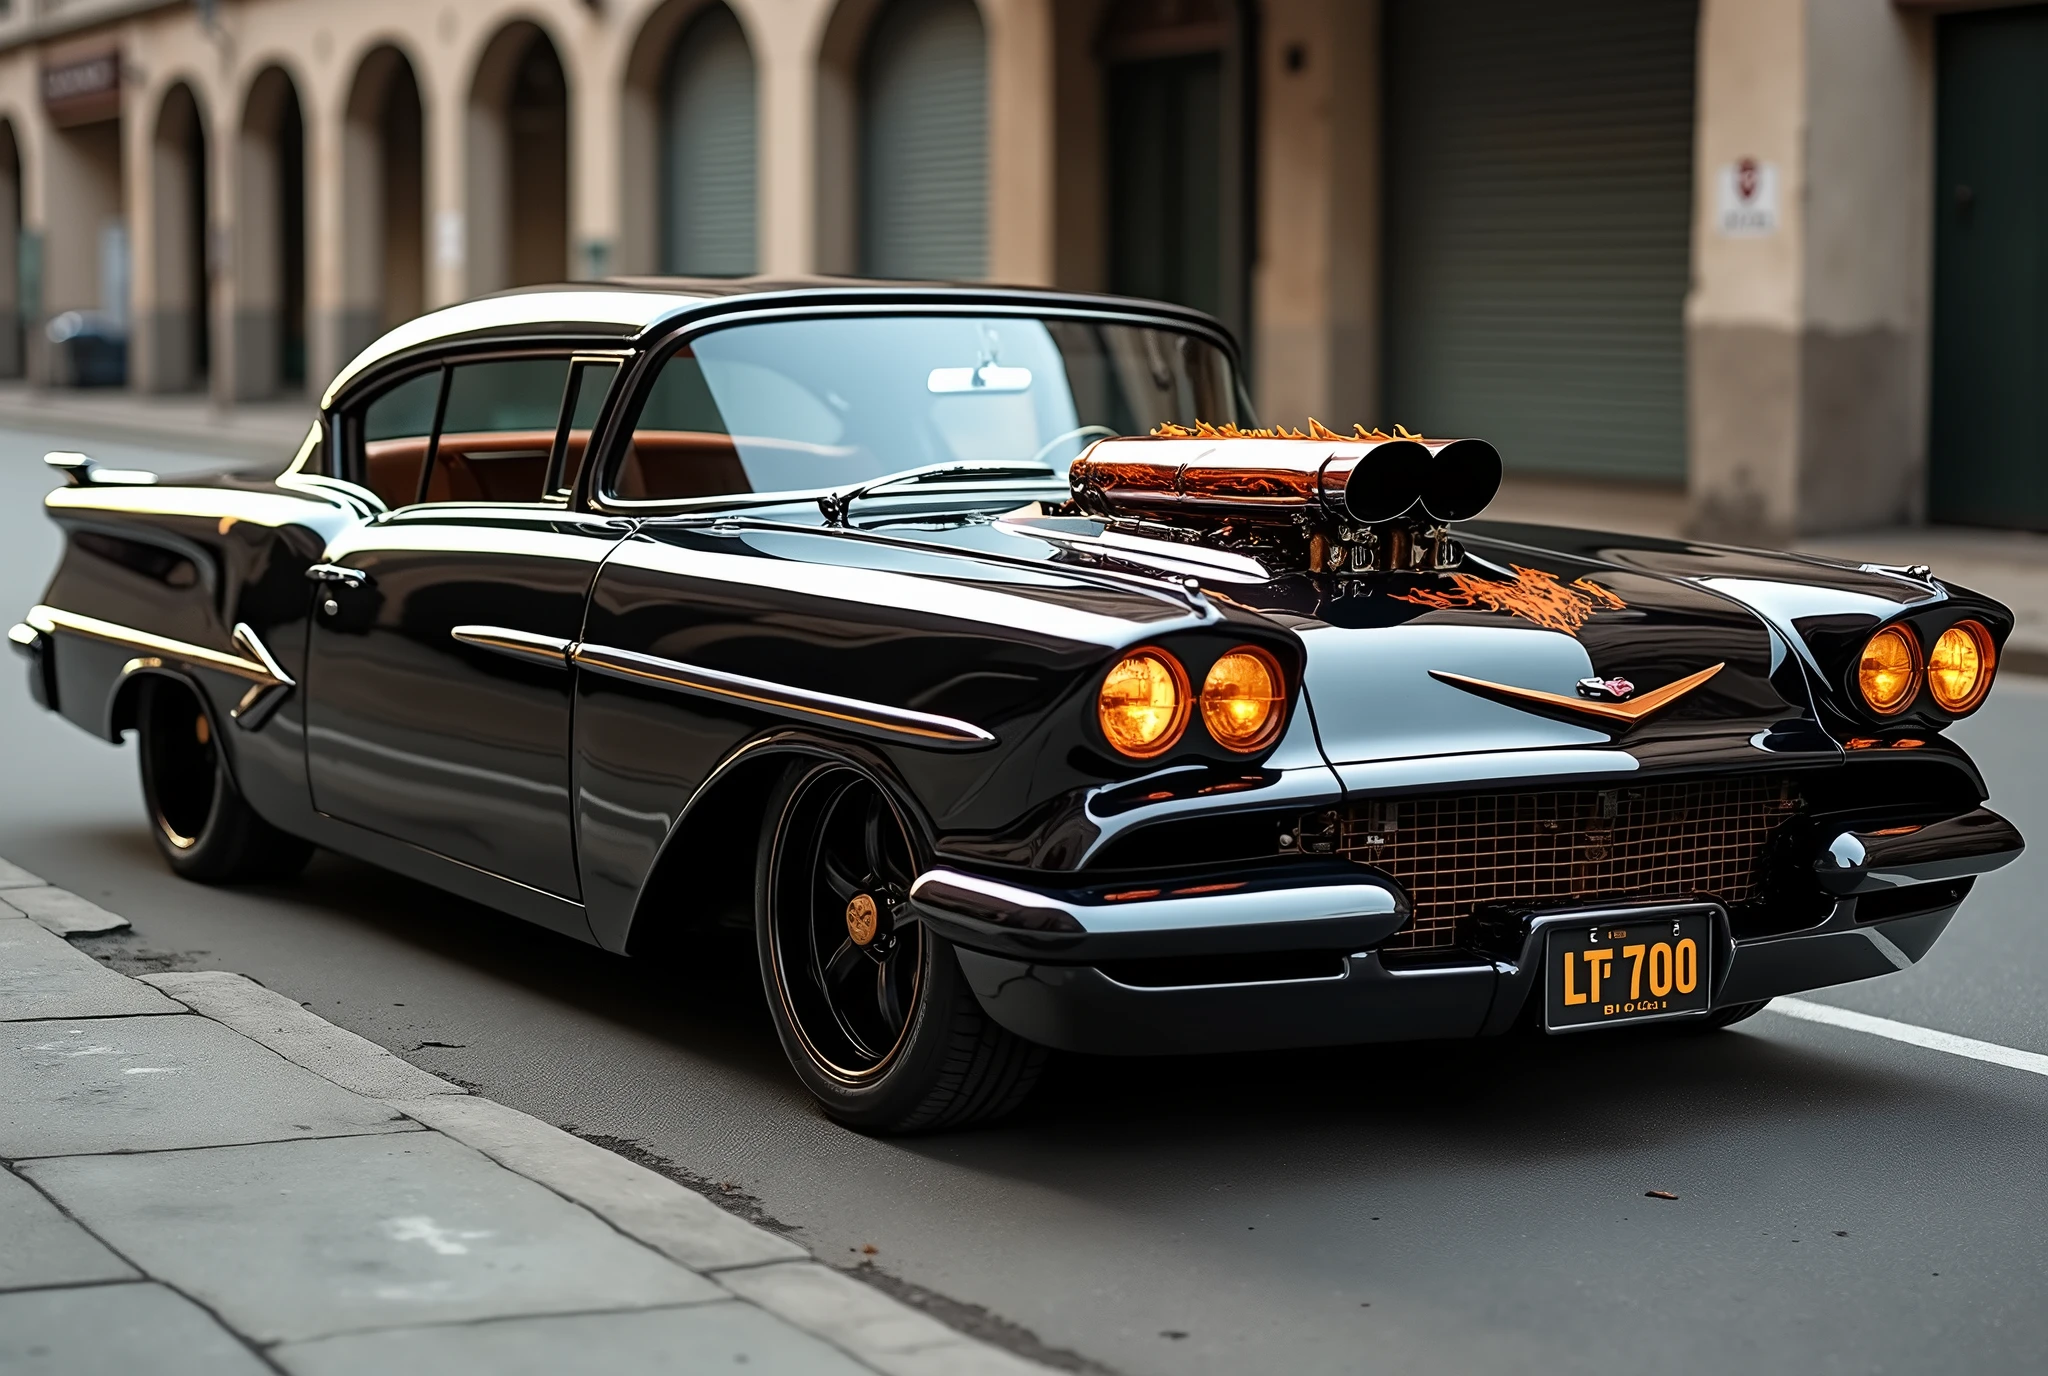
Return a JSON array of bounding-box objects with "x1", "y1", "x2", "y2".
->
[
  {"x1": 1200, "y1": 645, "x2": 1288, "y2": 754},
  {"x1": 1927, "y1": 618, "x2": 1996, "y2": 715},
  {"x1": 1857, "y1": 624, "x2": 1923, "y2": 718},
  {"x1": 1097, "y1": 647, "x2": 1192, "y2": 760}
]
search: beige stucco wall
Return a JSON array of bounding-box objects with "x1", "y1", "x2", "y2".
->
[{"x1": 1689, "y1": 0, "x2": 1936, "y2": 540}]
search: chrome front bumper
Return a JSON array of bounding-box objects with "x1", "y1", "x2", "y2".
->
[{"x1": 923, "y1": 807, "x2": 2023, "y2": 1057}]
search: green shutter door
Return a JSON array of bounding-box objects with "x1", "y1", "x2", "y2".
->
[
  {"x1": 861, "y1": 0, "x2": 987, "y2": 279},
  {"x1": 1383, "y1": 0, "x2": 1698, "y2": 480},
  {"x1": 661, "y1": 5, "x2": 758, "y2": 275},
  {"x1": 1929, "y1": 7, "x2": 2048, "y2": 530}
]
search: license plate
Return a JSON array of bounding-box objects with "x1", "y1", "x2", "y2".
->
[{"x1": 1545, "y1": 911, "x2": 1711, "y2": 1032}]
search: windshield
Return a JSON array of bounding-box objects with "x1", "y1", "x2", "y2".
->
[{"x1": 608, "y1": 314, "x2": 1248, "y2": 503}]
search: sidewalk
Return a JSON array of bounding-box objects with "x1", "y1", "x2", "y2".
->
[{"x1": 0, "y1": 857, "x2": 1053, "y2": 1376}]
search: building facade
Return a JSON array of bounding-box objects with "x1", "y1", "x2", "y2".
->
[{"x1": 0, "y1": 0, "x2": 2030, "y2": 537}]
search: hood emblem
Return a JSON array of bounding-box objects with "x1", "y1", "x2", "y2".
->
[
  {"x1": 1577, "y1": 676, "x2": 1635, "y2": 701},
  {"x1": 1431, "y1": 664, "x2": 1725, "y2": 728}
]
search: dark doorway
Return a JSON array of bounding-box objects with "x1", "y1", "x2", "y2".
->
[
  {"x1": 1101, "y1": 1, "x2": 1246, "y2": 341},
  {"x1": 1929, "y1": 6, "x2": 2048, "y2": 529},
  {"x1": 509, "y1": 35, "x2": 569, "y2": 286},
  {"x1": 279, "y1": 86, "x2": 305, "y2": 388}
]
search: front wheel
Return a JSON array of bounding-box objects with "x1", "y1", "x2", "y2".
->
[
  {"x1": 137, "y1": 677, "x2": 313, "y2": 883},
  {"x1": 757, "y1": 762, "x2": 1046, "y2": 1133}
]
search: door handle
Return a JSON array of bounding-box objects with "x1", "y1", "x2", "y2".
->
[{"x1": 306, "y1": 563, "x2": 370, "y2": 590}]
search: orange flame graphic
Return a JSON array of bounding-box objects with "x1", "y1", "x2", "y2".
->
[
  {"x1": 1392, "y1": 565, "x2": 1627, "y2": 635},
  {"x1": 1149, "y1": 419, "x2": 1438, "y2": 443}
]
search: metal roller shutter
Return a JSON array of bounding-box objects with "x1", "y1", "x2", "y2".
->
[
  {"x1": 1383, "y1": 0, "x2": 1698, "y2": 480},
  {"x1": 861, "y1": 0, "x2": 987, "y2": 279},
  {"x1": 661, "y1": 4, "x2": 758, "y2": 275}
]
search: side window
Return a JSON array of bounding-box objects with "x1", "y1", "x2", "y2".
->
[
  {"x1": 431, "y1": 358, "x2": 573, "y2": 503},
  {"x1": 360, "y1": 370, "x2": 443, "y2": 508},
  {"x1": 610, "y1": 349, "x2": 750, "y2": 501},
  {"x1": 554, "y1": 359, "x2": 621, "y2": 498}
]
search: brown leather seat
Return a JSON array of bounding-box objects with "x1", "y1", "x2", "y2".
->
[
  {"x1": 613, "y1": 430, "x2": 752, "y2": 500},
  {"x1": 363, "y1": 430, "x2": 556, "y2": 506}
]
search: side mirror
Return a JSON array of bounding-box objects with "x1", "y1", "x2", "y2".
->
[{"x1": 45, "y1": 451, "x2": 159, "y2": 487}]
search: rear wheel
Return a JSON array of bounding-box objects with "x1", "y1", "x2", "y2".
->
[
  {"x1": 758, "y1": 762, "x2": 1045, "y2": 1133},
  {"x1": 137, "y1": 677, "x2": 313, "y2": 883}
]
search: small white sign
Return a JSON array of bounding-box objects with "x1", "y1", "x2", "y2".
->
[
  {"x1": 1716, "y1": 158, "x2": 1779, "y2": 237},
  {"x1": 435, "y1": 210, "x2": 465, "y2": 270}
]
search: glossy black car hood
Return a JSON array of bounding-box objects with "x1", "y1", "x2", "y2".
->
[{"x1": 859, "y1": 508, "x2": 1877, "y2": 776}]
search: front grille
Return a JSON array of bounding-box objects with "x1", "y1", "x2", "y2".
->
[{"x1": 1340, "y1": 778, "x2": 1801, "y2": 951}]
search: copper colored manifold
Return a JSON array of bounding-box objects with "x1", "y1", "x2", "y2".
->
[{"x1": 1069, "y1": 436, "x2": 1502, "y2": 525}]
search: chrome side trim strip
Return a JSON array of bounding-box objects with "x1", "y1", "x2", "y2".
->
[
  {"x1": 31, "y1": 604, "x2": 282, "y2": 686},
  {"x1": 572, "y1": 642, "x2": 996, "y2": 749},
  {"x1": 450, "y1": 625, "x2": 573, "y2": 669},
  {"x1": 228, "y1": 623, "x2": 297, "y2": 727}
]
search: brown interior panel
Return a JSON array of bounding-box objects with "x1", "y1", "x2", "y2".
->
[
  {"x1": 364, "y1": 437, "x2": 431, "y2": 508},
  {"x1": 362, "y1": 429, "x2": 558, "y2": 506},
  {"x1": 613, "y1": 431, "x2": 752, "y2": 500}
]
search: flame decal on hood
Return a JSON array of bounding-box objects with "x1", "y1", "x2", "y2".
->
[{"x1": 1393, "y1": 565, "x2": 1628, "y2": 635}]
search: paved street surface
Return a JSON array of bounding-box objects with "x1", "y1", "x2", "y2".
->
[{"x1": 5, "y1": 422, "x2": 2047, "y2": 1374}]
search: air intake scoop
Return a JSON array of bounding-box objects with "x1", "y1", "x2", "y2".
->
[{"x1": 1065, "y1": 424, "x2": 1502, "y2": 574}]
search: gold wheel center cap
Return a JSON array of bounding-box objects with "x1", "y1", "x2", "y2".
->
[{"x1": 845, "y1": 893, "x2": 879, "y2": 947}]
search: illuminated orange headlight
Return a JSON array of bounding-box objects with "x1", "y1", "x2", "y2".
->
[
  {"x1": 1200, "y1": 647, "x2": 1286, "y2": 753},
  {"x1": 1098, "y1": 650, "x2": 1189, "y2": 758},
  {"x1": 1928, "y1": 620, "x2": 1995, "y2": 714},
  {"x1": 1857, "y1": 625, "x2": 1921, "y2": 717}
]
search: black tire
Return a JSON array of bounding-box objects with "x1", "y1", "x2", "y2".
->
[
  {"x1": 137, "y1": 677, "x2": 314, "y2": 883},
  {"x1": 1690, "y1": 999, "x2": 1772, "y2": 1031},
  {"x1": 757, "y1": 762, "x2": 1046, "y2": 1133}
]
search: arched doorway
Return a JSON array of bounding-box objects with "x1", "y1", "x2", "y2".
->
[
  {"x1": 0, "y1": 119, "x2": 21, "y2": 378},
  {"x1": 468, "y1": 23, "x2": 569, "y2": 292},
  {"x1": 237, "y1": 66, "x2": 307, "y2": 398},
  {"x1": 859, "y1": 0, "x2": 986, "y2": 279},
  {"x1": 149, "y1": 83, "x2": 209, "y2": 391},
  {"x1": 342, "y1": 46, "x2": 425, "y2": 361},
  {"x1": 1100, "y1": 0, "x2": 1247, "y2": 334},
  {"x1": 661, "y1": 5, "x2": 756, "y2": 275}
]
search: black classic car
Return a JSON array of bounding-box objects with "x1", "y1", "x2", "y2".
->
[{"x1": 12, "y1": 280, "x2": 2025, "y2": 1131}]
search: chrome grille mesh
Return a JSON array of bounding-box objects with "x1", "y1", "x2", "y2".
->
[{"x1": 1341, "y1": 778, "x2": 1800, "y2": 951}]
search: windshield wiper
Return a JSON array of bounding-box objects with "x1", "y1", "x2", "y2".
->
[{"x1": 817, "y1": 461, "x2": 1060, "y2": 527}]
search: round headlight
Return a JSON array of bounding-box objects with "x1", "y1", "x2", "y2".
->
[
  {"x1": 1200, "y1": 647, "x2": 1286, "y2": 753},
  {"x1": 1928, "y1": 620, "x2": 1995, "y2": 714},
  {"x1": 1098, "y1": 650, "x2": 1189, "y2": 758},
  {"x1": 1857, "y1": 625, "x2": 1921, "y2": 716}
]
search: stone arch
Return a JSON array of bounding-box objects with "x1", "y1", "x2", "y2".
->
[
  {"x1": 146, "y1": 81, "x2": 209, "y2": 391},
  {"x1": 467, "y1": 20, "x2": 570, "y2": 293},
  {"x1": 236, "y1": 65, "x2": 308, "y2": 398},
  {"x1": 620, "y1": 0, "x2": 760, "y2": 276},
  {"x1": 340, "y1": 43, "x2": 426, "y2": 361}
]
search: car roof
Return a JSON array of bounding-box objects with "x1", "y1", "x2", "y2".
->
[{"x1": 320, "y1": 277, "x2": 1231, "y2": 410}]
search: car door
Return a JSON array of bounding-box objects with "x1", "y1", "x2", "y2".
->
[{"x1": 304, "y1": 349, "x2": 626, "y2": 924}]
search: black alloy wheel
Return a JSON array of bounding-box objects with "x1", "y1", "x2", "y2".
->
[
  {"x1": 136, "y1": 676, "x2": 314, "y2": 882},
  {"x1": 758, "y1": 762, "x2": 1046, "y2": 1132}
]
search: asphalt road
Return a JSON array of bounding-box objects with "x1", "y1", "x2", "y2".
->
[{"x1": 5, "y1": 423, "x2": 2046, "y2": 1375}]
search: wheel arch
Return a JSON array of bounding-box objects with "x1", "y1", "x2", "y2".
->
[{"x1": 619, "y1": 732, "x2": 936, "y2": 959}]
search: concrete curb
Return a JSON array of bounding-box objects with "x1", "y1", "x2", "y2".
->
[
  {"x1": 14, "y1": 871, "x2": 1063, "y2": 1375},
  {"x1": 0, "y1": 885, "x2": 129, "y2": 935}
]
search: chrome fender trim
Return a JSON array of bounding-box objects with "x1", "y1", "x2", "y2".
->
[
  {"x1": 29, "y1": 604, "x2": 295, "y2": 730},
  {"x1": 450, "y1": 624, "x2": 573, "y2": 669},
  {"x1": 571, "y1": 641, "x2": 996, "y2": 749}
]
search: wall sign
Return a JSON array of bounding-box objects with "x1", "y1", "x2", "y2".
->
[
  {"x1": 42, "y1": 49, "x2": 121, "y2": 128},
  {"x1": 1716, "y1": 158, "x2": 1779, "y2": 237}
]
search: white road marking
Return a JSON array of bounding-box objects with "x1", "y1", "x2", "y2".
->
[
  {"x1": 384, "y1": 1215, "x2": 493, "y2": 1256},
  {"x1": 1770, "y1": 997, "x2": 2048, "y2": 1078}
]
